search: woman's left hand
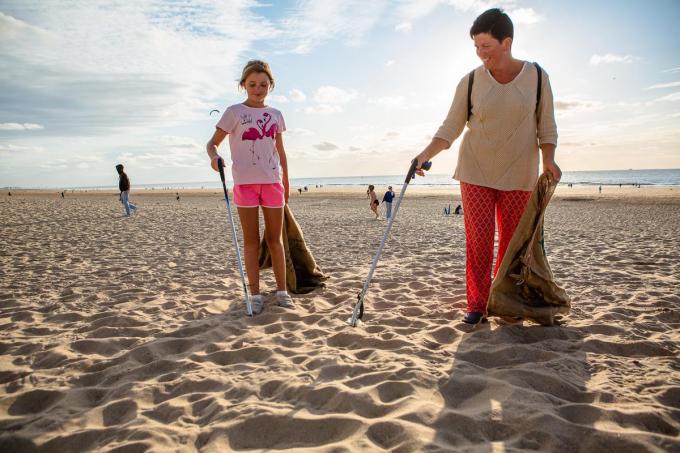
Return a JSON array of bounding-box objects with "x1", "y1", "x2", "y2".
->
[
  {"x1": 283, "y1": 180, "x2": 290, "y2": 203},
  {"x1": 543, "y1": 160, "x2": 562, "y2": 182}
]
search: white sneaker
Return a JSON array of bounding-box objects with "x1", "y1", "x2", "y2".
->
[
  {"x1": 276, "y1": 291, "x2": 295, "y2": 309},
  {"x1": 249, "y1": 294, "x2": 264, "y2": 315}
]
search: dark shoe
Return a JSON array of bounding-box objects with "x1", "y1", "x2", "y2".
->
[{"x1": 462, "y1": 312, "x2": 487, "y2": 325}]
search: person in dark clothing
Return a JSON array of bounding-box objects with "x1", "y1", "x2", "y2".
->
[
  {"x1": 381, "y1": 186, "x2": 395, "y2": 219},
  {"x1": 115, "y1": 164, "x2": 137, "y2": 217},
  {"x1": 454, "y1": 204, "x2": 463, "y2": 215}
]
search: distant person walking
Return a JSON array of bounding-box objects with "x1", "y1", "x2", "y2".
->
[
  {"x1": 381, "y1": 186, "x2": 395, "y2": 219},
  {"x1": 367, "y1": 185, "x2": 379, "y2": 219},
  {"x1": 454, "y1": 204, "x2": 463, "y2": 215},
  {"x1": 116, "y1": 164, "x2": 137, "y2": 217}
]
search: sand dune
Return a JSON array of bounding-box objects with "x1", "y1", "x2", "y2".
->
[{"x1": 0, "y1": 189, "x2": 678, "y2": 452}]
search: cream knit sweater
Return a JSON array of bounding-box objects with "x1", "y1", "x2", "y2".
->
[{"x1": 434, "y1": 62, "x2": 557, "y2": 191}]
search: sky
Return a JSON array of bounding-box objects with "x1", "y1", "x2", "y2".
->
[{"x1": 1, "y1": 0, "x2": 679, "y2": 188}]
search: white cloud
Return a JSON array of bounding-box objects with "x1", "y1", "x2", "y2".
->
[
  {"x1": 509, "y1": 7, "x2": 542, "y2": 25},
  {"x1": 646, "y1": 81, "x2": 680, "y2": 90},
  {"x1": 0, "y1": 143, "x2": 44, "y2": 152},
  {"x1": 656, "y1": 92, "x2": 680, "y2": 102},
  {"x1": 394, "y1": 0, "x2": 494, "y2": 25},
  {"x1": 304, "y1": 86, "x2": 357, "y2": 115},
  {"x1": 313, "y1": 86, "x2": 358, "y2": 104},
  {"x1": 369, "y1": 95, "x2": 406, "y2": 109},
  {"x1": 0, "y1": 2, "x2": 266, "y2": 136},
  {"x1": 157, "y1": 136, "x2": 202, "y2": 152},
  {"x1": 313, "y1": 142, "x2": 339, "y2": 151},
  {"x1": 39, "y1": 159, "x2": 68, "y2": 170},
  {"x1": 287, "y1": 128, "x2": 314, "y2": 136},
  {"x1": 303, "y1": 104, "x2": 343, "y2": 115},
  {"x1": 385, "y1": 60, "x2": 396, "y2": 67},
  {"x1": 394, "y1": 0, "x2": 442, "y2": 22},
  {"x1": 289, "y1": 89, "x2": 307, "y2": 102},
  {"x1": 280, "y1": 1, "x2": 388, "y2": 54},
  {"x1": 395, "y1": 22, "x2": 412, "y2": 32},
  {"x1": 589, "y1": 53, "x2": 638, "y2": 65},
  {"x1": 268, "y1": 94, "x2": 289, "y2": 103},
  {"x1": 554, "y1": 99, "x2": 604, "y2": 112},
  {"x1": 0, "y1": 122, "x2": 44, "y2": 130}
]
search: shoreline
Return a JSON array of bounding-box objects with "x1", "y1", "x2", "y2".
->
[{"x1": 4, "y1": 185, "x2": 679, "y2": 202}]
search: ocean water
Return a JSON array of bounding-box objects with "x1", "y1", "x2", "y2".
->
[
  {"x1": 26, "y1": 168, "x2": 679, "y2": 191},
  {"x1": 131, "y1": 168, "x2": 680, "y2": 191}
]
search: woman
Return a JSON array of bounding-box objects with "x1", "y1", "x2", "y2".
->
[{"x1": 415, "y1": 8, "x2": 561, "y2": 325}]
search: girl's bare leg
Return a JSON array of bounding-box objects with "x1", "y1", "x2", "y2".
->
[
  {"x1": 237, "y1": 207, "x2": 260, "y2": 295},
  {"x1": 262, "y1": 206, "x2": 286, "y2": 291}
]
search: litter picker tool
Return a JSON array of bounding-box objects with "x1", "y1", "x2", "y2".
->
[
  {"x1": 217, "y1": 157, "x2": 253, "y2": 316},
  {"x1": 348, "y1": 158, "x2": 432, "y2": 327}
]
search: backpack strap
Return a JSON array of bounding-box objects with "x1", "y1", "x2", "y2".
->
[
  {"x1": 534, "y1": 62, "x2": 542, "y2": 113},
  {"x1": 467, "y1": 69, "x2": 475, "y2": 122}
]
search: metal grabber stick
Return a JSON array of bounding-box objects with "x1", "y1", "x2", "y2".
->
[
  {"x1": 348, "y1": 158, "x2": 432, "y2": 326},
  {"x1": 217, "y1": 157, "x2": 253, "y2": 316}
]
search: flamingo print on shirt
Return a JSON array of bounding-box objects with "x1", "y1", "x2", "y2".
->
[{"x1": 241, "y1": 112, "x2": 279, "y2": 167}]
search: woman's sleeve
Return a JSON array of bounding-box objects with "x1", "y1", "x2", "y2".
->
[
  {"x1": 536, "y1": 69, "x2": 558, "y2": 146},
  {"x1": 433, "y1": 75, "x2": 469, "y2": 146}
]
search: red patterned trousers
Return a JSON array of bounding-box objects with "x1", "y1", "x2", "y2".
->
[{"x1": 460, "y1": 182, "x2": 532, "y2": 314}]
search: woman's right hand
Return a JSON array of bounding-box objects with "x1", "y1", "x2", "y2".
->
[
  {"x1": 414, "y1": 137, "x2": 448, "y2": 175},
  {"x1": 414, "y1": 151, "x2": 430, "y2": 176}
]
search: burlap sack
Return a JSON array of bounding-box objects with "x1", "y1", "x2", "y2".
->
[
  {"x1": 259, "y1": 205, "x2": 327, "y2": 294},
  {"x1": 487, "y1": 172, "x2": 570, "y2": 325}
]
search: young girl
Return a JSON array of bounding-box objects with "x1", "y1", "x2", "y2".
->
[
  {"x1": 367, "y1": 185, "x2": 379, "y2": 219},
  {"x1": 207, "y1": 60, "x2": 293, "y2": 315}
]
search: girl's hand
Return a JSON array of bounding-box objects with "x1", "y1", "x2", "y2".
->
[
  {"x1": 211, "y1": 155, "x2": 222, "y2": 172},
  {"x1": 283, "y1": 179, "x2": 290, "y2": 203}
]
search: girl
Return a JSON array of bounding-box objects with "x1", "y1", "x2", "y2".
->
[
  {"x1": 207, "y1": 60, "x2": 293, "y2": 315},
  {"x1": 367, "y1": 185, "x2": 379, "y2": 219}
]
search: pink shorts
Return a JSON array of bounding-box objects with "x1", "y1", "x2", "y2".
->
[{"x1": 233, "y1": 183, "x2": 285, "y2": 208}]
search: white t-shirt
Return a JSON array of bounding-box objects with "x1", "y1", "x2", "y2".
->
[{"x1": 216, "y1": 104, "x2": 286, "y2": 185}]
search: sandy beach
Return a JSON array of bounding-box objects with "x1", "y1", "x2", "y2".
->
[{"x1": 0, "y1": 187, "x2": 678, "y2": 452}]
